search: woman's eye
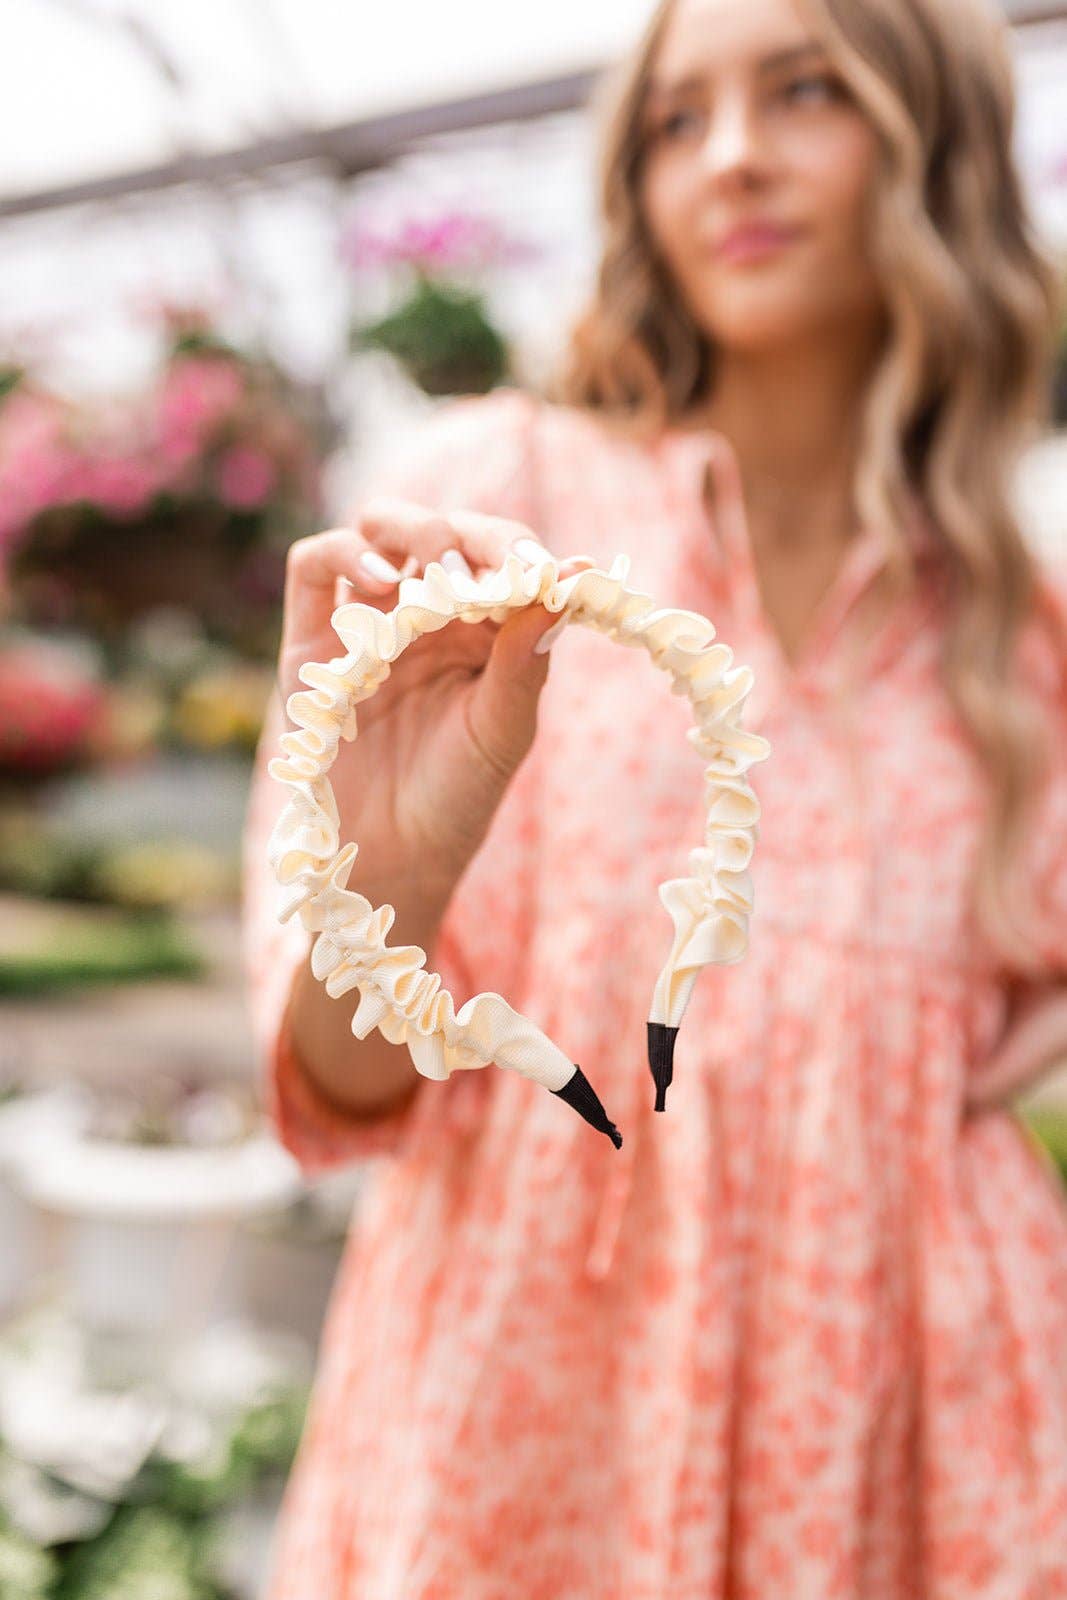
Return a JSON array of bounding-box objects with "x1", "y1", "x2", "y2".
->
[
  {"x1": 656, "y1": 107, "x2": 703, "y2": 139},
  {"x1": 781, "y1": 72, "x2": 838, "y2": 104}
]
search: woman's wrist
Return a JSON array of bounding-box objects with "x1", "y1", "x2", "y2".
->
[{"x1": 285, "y1": 877, "x2": 456, "y2": 1117}]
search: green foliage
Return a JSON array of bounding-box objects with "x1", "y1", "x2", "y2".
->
[
  {"x1": 0, "y1": 825, "x2": 104, "y2": 903},
  {"x1": 168, "y1": 328, "x2": 238, "y2": 363},
  {"x1": 0, "y1": 367, "x2": 23, "y2": 405},
  {"x1": 1020, "y1": 1105, "x2": 1067, "y2": 1185},
  {"x1": 352, "y1": 271, "x2": 510, "y2": 395},
  {"x1": 0, "y1": 1519, "x2": 58, "y2": 1600},
  {"x1": 0, "y1": 909, "x2": 203, "y2": 996},
  {"x1": 0, "y1": 1371, "x2": 309, "y2": 1599},
  {"x1": 229, "y1": 1387, "x2": 308, "y2": 1477},
  {"x1": 136, "y1": 1387, "x2": 308, "y2": 1517},
  {"x1": 52, "y1": 1506, "x2": 221, "y2": 1600}
]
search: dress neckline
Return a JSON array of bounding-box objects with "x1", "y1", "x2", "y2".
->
[{"x1": 651, "y1": 422, "x2": 941, "y2": 719}]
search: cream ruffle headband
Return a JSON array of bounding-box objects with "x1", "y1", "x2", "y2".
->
[{"x1": 267, "y1": 548, "x2": 771, "y2": 1149}]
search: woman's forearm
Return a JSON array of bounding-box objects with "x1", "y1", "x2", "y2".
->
[{"x1": 285, "y1": 877, "x2": 455, "y2": 1118}]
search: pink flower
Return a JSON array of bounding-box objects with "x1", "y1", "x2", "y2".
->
[
  {"x1": 340, "y1": 208, "x2": 539, "y2": 276},
  {"x1": 0, "y1": 391, "x2": 82, "y2": 561},
  {"x1": 217, "y1": 445, "x2": 276, "y2": 510},
  {"x1": 2, "y1": 444, "x2": 74, "y2": 522},
  {"x1": 157, "y1": 415, "x2": 201, "y2": 470},
  {"x1": 157, "y1": 357, "x2": 244, "y2": 460},
  {"x1": 80, "y1": 454, "x2": 160, "y2": 516},
  {"x1": 0, "y1": 642, "x2": 106, "y2": 773},
  {"x1": 340, "y1": 223, "x2": 392, "y2": 271},
  {"x1": 0, "y1": 390, "x2": 65, "y2": 457}
]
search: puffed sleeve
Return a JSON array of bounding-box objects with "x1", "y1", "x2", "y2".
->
[{"x1": 239, "y1": 385, "x2": 542, "y2": 1173}]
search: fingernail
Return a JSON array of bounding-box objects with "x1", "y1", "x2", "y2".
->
[
  {"x1": 513, "y1": 536, "x2": 553, "y2": 567},
  {"x1": 533, "y1": 613, "x2": 569, "y2": 654},
  {"x1": 359, "y1": 550, "x2": 402, "y2": 583},
  {"x1": 440, "y1": 547, "x2": 474, "y2": 578}
]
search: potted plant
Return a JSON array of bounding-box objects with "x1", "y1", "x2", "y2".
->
[
  {"x1": 0, "y1": 1074, "x2": 85, "y2": 1315},
  {"x1": 344, "y1": 207, "x2": 537, "y2": 396},
  {"x1": 4, "y1": 1074, "x2": 300, "y2": 1336}
]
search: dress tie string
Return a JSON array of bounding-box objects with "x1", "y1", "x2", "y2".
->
[{"x1": 584, "y1": 1087, "x2": 640, "y2": 1281}]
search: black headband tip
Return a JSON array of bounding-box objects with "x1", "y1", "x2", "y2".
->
[
  {"x1": 647, "y1": 1020, "x2": 679, "y2": 1113},
  {"x1": 553, "y1": 1063, "x2": 623, "y2": 1149}
]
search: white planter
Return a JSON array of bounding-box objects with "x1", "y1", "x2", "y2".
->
[
  {"x1": 0, "y1": 1086, "x2": 85, "y2": 1314},
  {"x1": 13, "y1": 1126, "x2": 302, "y2": 1223},
  {"x1": 5, "y1": 1097, "x2": 302, "y2": 1336},
  {"x1": 62, "y1": 1212, "x2": 247, "y2": 1334}
]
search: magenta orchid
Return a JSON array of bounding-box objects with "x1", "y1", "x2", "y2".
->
[{"x1": 340, "y1": 206, "x2": 539, "y2": 277}]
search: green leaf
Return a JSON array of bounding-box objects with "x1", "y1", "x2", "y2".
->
[{"x1": 351, "y1": 275, "x2": 509, "y2": 395}]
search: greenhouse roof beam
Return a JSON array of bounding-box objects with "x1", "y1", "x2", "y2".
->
[{"x1": 0, "y1": 67, "x2": 598, "y2": 221}]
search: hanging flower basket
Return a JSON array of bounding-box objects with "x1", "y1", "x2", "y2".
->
[
  {"x1": 11, "y1": 501, "x2": 260, "y2": 634},
  {"x1": 351, "y1": 272, "x2": 510, "y2": 396},
  {"x1": 0, "y1": 317, "x2": 334, "y2": 651},
  {"x1": 342, "y1": 208, "x2": 540, "y2": 398}
]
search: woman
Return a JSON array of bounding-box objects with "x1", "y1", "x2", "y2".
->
[{"x1": 241, "y1": 0, "x2": 1067, "y2": 1592}]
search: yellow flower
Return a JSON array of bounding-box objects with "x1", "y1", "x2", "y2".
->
[
  {"x1": 171, "y1": 664, "x2": 274, "y2": 751},
  {"x1": 93, "y1": 841, "x2": 236, "y2": 909}
]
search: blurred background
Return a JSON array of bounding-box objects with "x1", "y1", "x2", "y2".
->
[{"x1": 0, "y1": 2, "x2": 1064, "y2": 1594}]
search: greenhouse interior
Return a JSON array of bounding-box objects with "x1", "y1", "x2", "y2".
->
[{"x1": 1, "y1": 1, "x2": 1066, "y2": 1595}]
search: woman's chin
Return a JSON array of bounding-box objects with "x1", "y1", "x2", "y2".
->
[
  {"x1": 699, "y1": 306, "x2": 823, "y2": 350},
  {"x1": 692, "y1": 275, "x2": 853, "y2": 350}
]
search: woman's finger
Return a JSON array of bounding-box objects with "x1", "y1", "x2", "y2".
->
[
  {"x1": 439, "y1": 547, "x2": 475, "y2": 579},
  {"x1": 285, "y1": 512, "x2": 601, "y2": 665},
  {"x1": 359, "y1": 496, "x2": 555, "y2": 579},
  {"x1": 281, "y1": 525, "x2": 413, "y2": 647}
]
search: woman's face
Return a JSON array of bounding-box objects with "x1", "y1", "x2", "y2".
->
[{"x1": 637, "y1": 0, "x2": 886, "y2": 354}]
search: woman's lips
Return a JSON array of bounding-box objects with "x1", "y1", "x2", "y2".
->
[{"x1": 714, "y1": 223, "x2": 801, "y2": 263}]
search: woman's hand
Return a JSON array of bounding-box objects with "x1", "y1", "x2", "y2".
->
[
  {"x1": 277, "y1": 498, "x2": 593, "y2": 903},
  {"x1": 964, "y1": 978, "x2": 1067, "y2": 1112}
]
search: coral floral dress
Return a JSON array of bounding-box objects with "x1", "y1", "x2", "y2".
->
[{"x1": 241, "y1": 386, "x2": 1067, "y2": 1598}]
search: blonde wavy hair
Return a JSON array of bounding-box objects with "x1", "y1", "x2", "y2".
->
[{"x1": 545, "y1": 0, "x2": 1066, "y2": 977}]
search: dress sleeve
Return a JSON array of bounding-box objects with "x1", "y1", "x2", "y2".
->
[{"x1": 239, "y1": 386, "x2": 542, "y2": 1174}]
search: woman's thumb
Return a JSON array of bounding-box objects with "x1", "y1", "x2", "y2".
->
[{"x1": 465, "y1": 603, "x2": 559, "y2": 777}]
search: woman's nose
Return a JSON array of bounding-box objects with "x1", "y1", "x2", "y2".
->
[{"x1": 698, "y1": 94, "x2": 765, "y2": 181}]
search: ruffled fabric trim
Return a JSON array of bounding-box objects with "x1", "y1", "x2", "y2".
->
[{"x1": 266, "y1": 548, "x2": 770, "y2": 1151}]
